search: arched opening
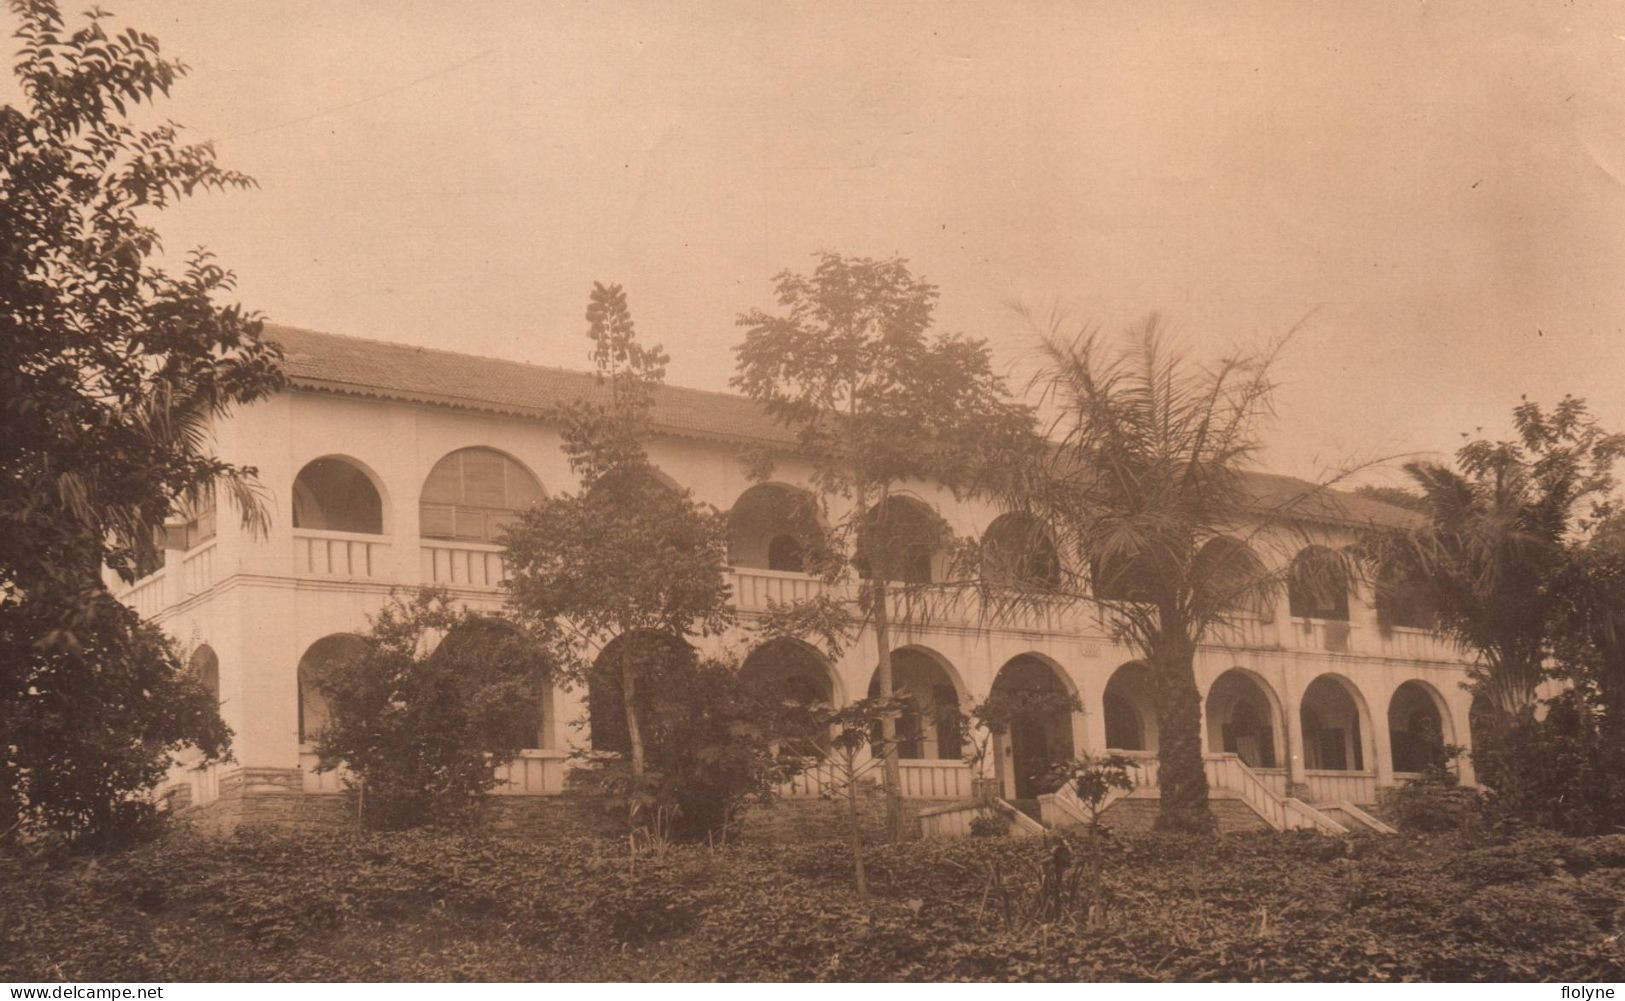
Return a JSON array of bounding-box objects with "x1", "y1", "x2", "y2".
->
[
  {"x1": 434, "y1": 618, "x2": 553, "y2": 749},
  {"x1": 990, "y1": 655, "x2": 1077, "y2": 798},
  {"x1": 1103, "y1": 661, "x2": 1158, "y2": 753},
  {"x1": 981, "y1": 513, "x2": 1061, "y2": 590},
  {"x1": 1374, "y1": 564, "x2": 1438, "y2": 631},
  {"x1": 189, "y1": 645, "x2": 220, "y2": 705},
  {"x1": 1288, "y1": 546, "x2": 1350, "y2": 620},
  {"x1": 1204, "y1": 669, "x2": 1281, "y2": 768},
  {"x1": 1389, "y1": 680, "x2": 1448, "y2": 774},
  {"x1": 856, "y1": 496, "x2": 947, "y2": 584},
  {"x1": 1300, "y1": 674, "x2": 1366, "y2": 771},
  {"x1": 728, "y1": 483, "x2": 821, "y2": 572},
  {"x1": 740, "y1": 638, "x2": 839, "y2": 750},
  {"x1": 868, "y1": 647, "x2": 963, "y2": 760},
  {"x1": 1192, "y1": 536, "x2": 1270, "y2": 617},
  {"x1": 1090, "y1": 547, "x2": 1160, "y2": 603},
  {"x1": 420, "y1": 447, "x2": 543, "y2": 543},
  {"x1": 293, "y1": 457, "x2": 384, "y2": 534},
  {"x1": 587, "y1": 631, "x2": 694, "y2": 755},
  {"x1": 297, "y1": 634, "x2": 369, "y2": 744}
]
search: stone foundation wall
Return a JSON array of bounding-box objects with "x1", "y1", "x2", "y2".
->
[
  {"x1": 735, "y1": 795, "x2": 966, "y2": 843},
  {"x1": 1097, "y1": 795, "x2": 1270, "y2": 833}
]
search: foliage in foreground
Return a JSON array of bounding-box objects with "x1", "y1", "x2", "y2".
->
[
  {"x1": 309, "y1": 589, "x2": 554, "y2": 830},
  {"x1": 571, "y1": 648, "x2": 800, "y2": 843},
  {"x1": 3, "y1": 827, "x2": 1622, "y2": 982},
  {"x1": 1, "y1": 0, "x2": 283, "y2": 846}
]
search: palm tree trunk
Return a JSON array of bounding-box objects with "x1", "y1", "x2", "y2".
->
[{"x1": 1150, "y1": 633, "x2": 1215, "y2": 833}]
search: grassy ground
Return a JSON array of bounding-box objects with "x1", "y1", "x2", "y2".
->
[{"x1": 2, "y1": 823, "x2": 1623, "y2": 982}]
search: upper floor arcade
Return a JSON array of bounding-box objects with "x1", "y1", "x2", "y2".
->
[{"x1": 115, "y1": 325, "x2": 1468, "y2": 668}]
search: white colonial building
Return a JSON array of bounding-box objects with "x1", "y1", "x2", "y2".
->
[{"x1": 120, "y1": 325, "x2": 1478, "y2": 835}]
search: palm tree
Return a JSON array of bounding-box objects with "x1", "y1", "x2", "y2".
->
[
  {"x1": 1363, "y1": 397, "x2": 1624, "y2": 720},
  {"x1": 1009, "y1": 314, "x2": 1310, "y2": 833}
]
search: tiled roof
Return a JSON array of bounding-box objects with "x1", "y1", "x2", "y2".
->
[
  {"x1": 268, "y1": 324, "x2": 795, "y2": 446},
  {"x1": 265, "y1": 324, "x2": 1416, "y2": 530}
]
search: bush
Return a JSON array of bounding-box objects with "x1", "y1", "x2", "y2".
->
[
  {"x1": 572, "y1": 652, "x2": 794, "y2": 843},
  {"x1": 311, "y1": 589, "x2": 554, "y2": 829},
  {"x1": 4, "y1": 827, "x2": 1624, "y2": 982},
  {"x1": 1471, "y1": 690, "x2": 1625, "y2": 836}
]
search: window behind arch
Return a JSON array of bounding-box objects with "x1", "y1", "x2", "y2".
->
[
  {"x1": 293, "y1": 459, "x2": 383, "y2": 534},
  {"x1": 767, "y1": 534, "x2": 805, "y2": 572},
  {"x1": 420, "y1": 448, "x2": 542, "y2": 543}
]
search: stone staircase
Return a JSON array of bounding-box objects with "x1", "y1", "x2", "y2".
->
[
  {"x1": 1037, "y1": 753, "x2": 1388, "y2": 836},
  {"x1": 919, "y1": 753, "x2": 1397, "y2": 839}
]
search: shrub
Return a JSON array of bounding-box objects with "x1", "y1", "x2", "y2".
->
[
  {"x1": 571, "y1": 652, "x2": 794, "y2": 843},
  {"x1": 1454, "y1": 883, "x2": 1596, "y2": 949},
  {"x1": 311, "y1": 589, "x2": 554, "y2": 829}
]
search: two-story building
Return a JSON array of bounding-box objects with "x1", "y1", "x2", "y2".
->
[{"x1": 124, "y1": 325, "x2": 1478, "y2": 835}]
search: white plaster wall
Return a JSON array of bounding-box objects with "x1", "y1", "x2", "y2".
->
[{"x1": 130, "y1": 386, "x2": 1483, "y2": 791}]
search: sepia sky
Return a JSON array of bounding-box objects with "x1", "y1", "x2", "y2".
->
[{"x1": 11, "y1": 0, "x2": 1625, "y2": 483}]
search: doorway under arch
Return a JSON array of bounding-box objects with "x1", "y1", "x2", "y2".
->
[
  {"x1": 1103, "y1": 661, "x2": 1158, "y2": 753},
  {"x1": 990, "y1": 654, "x2": 1078, "y2": 798},
  {"x1": 1204, "y1": 668, "x2": 1282, "y2": 768}
]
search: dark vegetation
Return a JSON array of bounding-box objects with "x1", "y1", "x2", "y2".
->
[
  {"x1": 1, "y1": 0, "x2": 282, "y2": 846},
  {"x1": 3, "y1": 827, "x2": 1622, "y2": 982}
]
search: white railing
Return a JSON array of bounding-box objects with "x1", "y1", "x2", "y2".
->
[
  {"x1": 728, "y1": 568, "x2": 1085, "y2": 633},
  {"x1": 1206, "y1": 614, "x2": 1277, "y2": 649},
  {"x1": 1205, "y1": 752, "x2": 1290, "y2": 830},
  {"x1": 1282, "y1": 797, "x2": 1350, "y2": 833},
  {"x1": 1372, "y1": 626, "x2": 1461, "y2": 663},
  {"x1": 293, "y1": 530, "x2": 389, "y2": 580},
  {"x1": 189, "y1": 761, "x2": 221, "y2": 808},
  {"x1": 1288, "y1": 617, "x2": 1357, "y2": 654},
  {"x1": 898, "y1": 758, "x2": 974, "y2": 798},
  {"x1": 492, "y1": 750, "x2": 566, "y2": 795},
  {"x1": 772, "y1": 756, "x2": 972, "y2": 800},
  {"x1": 124, "y1": 570, "x2": 168, "y2": 620},
  {"x1": 422, "y1": 541, "x2": 506, "y2": 589},
  {"x1": 729, "y1": 568, "x2": 830, "y2": 612},
  {"x1": 1304, "y1": 769, "x2": 1378, "y2": 806},
  {"x1": 178, "y1": 541, "x2": 219, "y2": 599},
  {"x1": 1253, "y1": 766, "x2": 1289, "y2": 798},
  {"x1": 775, "y1": 759, "x2": 846, "y2": 799},
  {"x1": 300, "y1": 749, "x2": 351, "y2": 792},
  {"x1": 301, "y1": 748, "x2": 565, "y2": 796}
]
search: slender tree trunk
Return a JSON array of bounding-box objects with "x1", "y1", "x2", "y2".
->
[
  {"x1": 1150, "y1": 631, "x2": 1215, "y2": 833},
  {"x1": 619, "y1": 658, "x2": 646, "y2": 830},
  {"x1": 844, "y1": 749, "x2": 869, "y2": 904},
  {"x1": 871, "y1": 574, "x2": 907, "y2": 841}
]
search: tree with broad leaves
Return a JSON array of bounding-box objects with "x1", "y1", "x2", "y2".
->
[
  {"x1": 1362, "y1": 397, "x2": 1625, "y2": 820},
  {"x1": 1, "y1": 1, "x2": 283, "y2": 845},
  {"x1": 502, "y1": 283, "x2": 733, "y2": 831},
  {"x1": 732, "y1": 253, "x2": 1038, "y2": 841},
  {"x1": 1364, "y1": 397, "x2": 1623, "y2": 718},
  {"x1": 1006, "y1": 314, "x2": 1338, "y2": 834},
  {"x1": 308, "y1": 588, "x2": 555, "y2": 831}
]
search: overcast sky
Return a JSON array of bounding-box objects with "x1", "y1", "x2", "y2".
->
[{"x1": 11, "y1": 1, "x2": 1625, "y2": 484}]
